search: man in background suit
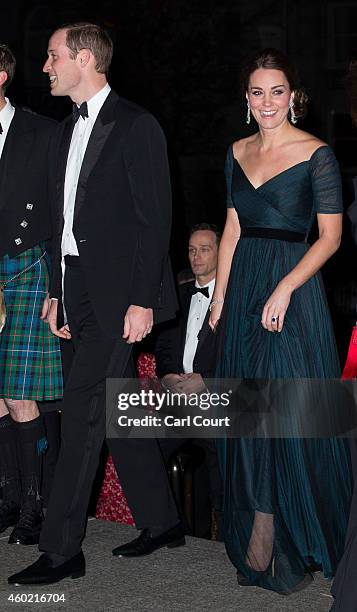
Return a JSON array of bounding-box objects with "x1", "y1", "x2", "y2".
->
[
  {"x1": 155, "y1": 223, "x2": 222, "y2": 524},
  {"x1": 10, "y1": 22, "x2": 181, "y2": 586},
  {"x1": 156, "y1": 223, "x2": 221, "y2": 390}
]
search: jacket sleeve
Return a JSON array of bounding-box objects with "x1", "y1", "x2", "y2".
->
[
  {"x1": 154, "y1": 317, "x2": 182, "y2": 377},
  {"x1": 47, "y1": 124, "x2": 63, "y2": 302},
  {"x1": 123, "y1": 113, "x2": 172, "y2": 308}
]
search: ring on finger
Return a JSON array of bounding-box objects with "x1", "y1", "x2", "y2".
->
[{"x1": 271, "y1": 315, "x2": 278, "y2": 324}]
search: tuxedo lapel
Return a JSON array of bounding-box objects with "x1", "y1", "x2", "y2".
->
[
  {"x1": 180, "y1": 283, "x2": 194, "y2": 356},
  {"x1": 53, "y1": 117, "x2": 74, "y2": 233},
  {"x1": 74, "y1": 93, "x2": 117, "y2": 219},
  {"x1": 0, "y1": 109, "x2": 34, "y2": 210},
  {"x1": 197, "y1": 308, "x2": 211, "y2": 347}
]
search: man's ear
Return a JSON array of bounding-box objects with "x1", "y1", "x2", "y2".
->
[
  {"x1": 78, "y1": 49, "x2": 91, "y2": 67},
  {"x1": 0, "y1": 70, "x2": 8, "y2": 89}
]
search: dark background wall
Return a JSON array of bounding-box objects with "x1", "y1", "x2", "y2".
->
[{"x1": 2, "y1": 0, "x2": 357, "y2": 358}]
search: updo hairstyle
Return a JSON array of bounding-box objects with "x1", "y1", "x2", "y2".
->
[{"x1": 241, "y1": 48, "x2": 308, "y2": 120}]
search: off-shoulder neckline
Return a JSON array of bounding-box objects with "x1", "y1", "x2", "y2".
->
[{"x1": 231, "y1": 144, "x2": 330, "y2": 191}]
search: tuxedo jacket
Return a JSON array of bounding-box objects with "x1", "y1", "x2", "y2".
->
[
  {"x1": 0, "y1": 106, "x2": 56, "y2": 258},
  {"x1": 155, "y1": 280, "x2": 219, "y2": 378},
  {"x1": 49, "y1": 90, "x2": 177, "y2": 336}
]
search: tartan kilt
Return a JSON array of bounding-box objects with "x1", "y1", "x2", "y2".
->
[{"x1": 0, "y1": 245, "x2": 63, "y2": 401}]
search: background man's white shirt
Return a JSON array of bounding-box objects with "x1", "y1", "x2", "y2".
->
[{"x1": 183, "y1": 277, "x2": 215, "y2": 373}]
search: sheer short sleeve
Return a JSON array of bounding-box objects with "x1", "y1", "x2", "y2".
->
[
  {"x1": 225, "y1": 145, "x2": 234, "y2": 208},
  {"x1": 310, "y1": 145, "x2": 343, "y2": 213}
]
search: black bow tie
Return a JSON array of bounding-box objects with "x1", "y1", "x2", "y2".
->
[
  {"x1": 0, "y1": 122, "x2": 3, "y2": 134},
  {"x1": 72, "y1": 102, "x2": 88, "y2": 123},
  {"x1": 188, "y1": 285, "x2": 210, "y2": 298}
]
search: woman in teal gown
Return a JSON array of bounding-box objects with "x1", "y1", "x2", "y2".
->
[{"x1": 210, "y1": 48, "x2": 352, "y2": 595}]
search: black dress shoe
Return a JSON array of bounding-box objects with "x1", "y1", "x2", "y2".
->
[
  {"x1": 112, "y1": 523, "x2": 185, "y2": 557},
  {"x1": 8, "y1": 508, "x2": 43, "y2": 545},
  {"x1": 8, "y1": 551, "x2": 85, "y2": 586},
  {"x1": 0, "y1": 500, "x2": 20, "y2": 533}
]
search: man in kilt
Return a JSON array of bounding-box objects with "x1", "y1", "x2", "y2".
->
[{"x1": 0, "y1": 45, "x2": 63, "y2": 545}]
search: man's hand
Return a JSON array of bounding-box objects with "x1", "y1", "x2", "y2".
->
[
  {"x1": 40, "y1": 293, "x2": 50, "y2": 321},
  {"x1": 47, "y1": 299, "x2": 71, "y2": 340},
  {"x1": 123, "y1": 305, "x2": 153, "y2": 343},
  {"x1": 161, "y1": 373, "x2": 184, "y2": 392},
  {"x1": 174, "y1": 373, "x2": 206, "y2": 395}
]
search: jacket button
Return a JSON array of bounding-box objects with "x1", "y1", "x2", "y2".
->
[
  {"x1": 26, "y1": 203, "x2": 33, "y2": 210},
  {"x1": 15, "y1": 238, "x2": 22, "y2": 245},
  {"x1": 20, "y1": 220, "x2": 28, "y2": 228}
]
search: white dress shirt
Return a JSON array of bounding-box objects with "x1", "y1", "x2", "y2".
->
[
  {"x1": 62, "y1": 83, "x2": 111, "y2": 257},
  {"x1": 0, "y1": 98, "x2": 15, "y2": 158},
  {"x1": 183, "y1": 277, "x2": 215, "y2": 374}
]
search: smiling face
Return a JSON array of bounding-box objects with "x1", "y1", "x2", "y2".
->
[
  {"x1": 188, "y1": 230, "x2": 218, "y2": 285},
  {"x1": 43, "y1": 29, "x2": 81, "y2": 99},
  {"x1": 247, "y1": 68, "x2": 293, "y2": 130}
]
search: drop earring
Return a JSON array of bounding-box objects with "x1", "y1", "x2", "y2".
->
[
  {"x1": 289, "y1": 99, "x2": 297, "y2": 124},
  {"x1": 246, "y1": 100, "x2": 251, "y2": 125}
]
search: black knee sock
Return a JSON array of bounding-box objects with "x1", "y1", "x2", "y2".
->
[
  {"x1": 0, "y1": 414, "x2": 21, "y2": 506},
  {"x1": 13, "y1": 416, "x2": 47, "y2": 512}
]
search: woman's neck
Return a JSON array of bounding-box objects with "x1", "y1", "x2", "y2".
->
[{"x1": 255, "y1": 120, "x2": 294, "y2": 152}]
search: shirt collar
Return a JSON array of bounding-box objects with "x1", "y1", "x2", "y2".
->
[
  {"x1": 0, "y1": 98, "x2": 15, "y2": 132},
  {"x1": 82, "y1": 83, "x2": 111, "y2": 123}
]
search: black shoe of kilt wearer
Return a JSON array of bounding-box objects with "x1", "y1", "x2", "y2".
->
[
  {"x1": 0, "y1": 500, "x2": 20, "y2": 533},
  {"x1": 112, "y1": 523, "x2": 186, "y2": 557},
  {"x1": 8, "y1": 551, "x2": 85, "y2": 586},
  {"x1": 8, "y1": 508, "x2": 43, "y2": 545}
]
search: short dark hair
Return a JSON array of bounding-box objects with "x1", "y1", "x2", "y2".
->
[
  {"x1": 189, "y1": 223, "x2": 221, "y2": 246},
  {"x1": 59, "y1": 22, "x2": 113, "y2": 74},
  {"x1": 241, "y1": 47, "x2": 308, "y2": 120},
  {"x1": 0, "y1": 44, "x2": 16, "y2": 91}
]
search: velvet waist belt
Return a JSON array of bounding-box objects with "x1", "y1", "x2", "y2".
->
[{"x1": 240, "y1": 227, "x2": 306, "y2": 242}]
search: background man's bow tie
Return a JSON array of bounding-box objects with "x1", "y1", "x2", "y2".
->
[
  {"x1": 0, "y1": 122, "x2": 3, "y2": 134},
  {"x1": 188, "y1": 285, "x2": 209, "y2": 298},
  {"x1": 72, "y1": 101, "x2": 88, "y2": 123}
]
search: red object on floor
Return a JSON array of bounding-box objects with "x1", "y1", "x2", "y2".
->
[
  {"x1": 95, "y1": 455, "x2": 134, "y2": 524},
  {"x1": 137, "y1": 352, "x2": 158, "y2": 379},
  {"x1": 95, "y1": 353, "x2": 157, "y2": 524}
]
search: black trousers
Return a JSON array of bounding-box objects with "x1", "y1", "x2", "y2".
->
[{"x1": 39, "y1": 264, "x2": 178, "y2": 557}]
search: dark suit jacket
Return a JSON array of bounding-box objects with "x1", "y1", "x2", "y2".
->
[
  {"x1": 155, "y1": 280, "x2": 218, "y2": 378},
  {"x1": 49, "y1": 90, "x2": 177, "y2": 336},
  {"x1": 0, "y1": 106, "x2": 56, "y2": 258}
]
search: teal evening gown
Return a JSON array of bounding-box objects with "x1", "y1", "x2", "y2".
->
[{"x1": 217, "y1": 144, "x2": 352, "y2": 594}]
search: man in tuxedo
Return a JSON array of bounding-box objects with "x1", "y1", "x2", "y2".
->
[
  {"x1": 9, "y1": 22, "x2": 181, "y2": 586},
  {"x1": 155, "y1": 223, "x2": 222, "y2": 523},
  {"x1": 0, "y1": 44, "x2": 62, "y2": 545},
  {"x1": 156, "y1": 223, "x2": 221, "y2": 389}
]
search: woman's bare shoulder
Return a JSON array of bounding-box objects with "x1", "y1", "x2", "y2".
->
[
  {"x1": 232, "y1": 134, "x2": 258, "y2": 159},
  {"x1": 292, "y1": 129, "x2": 327, "y2": 158}
]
